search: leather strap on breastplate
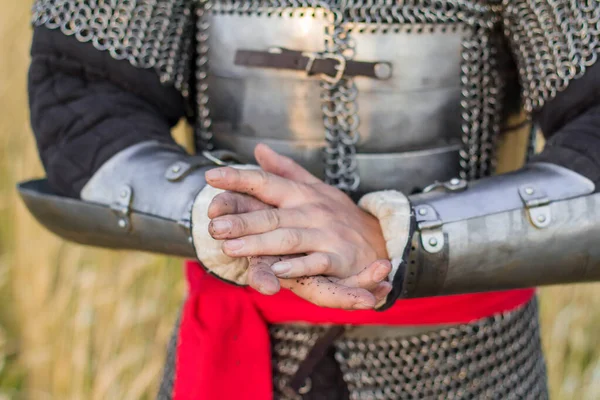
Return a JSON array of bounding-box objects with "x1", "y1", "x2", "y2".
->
[{"x1": 235, "y1": 47, "x2": 392, "y2": 83}]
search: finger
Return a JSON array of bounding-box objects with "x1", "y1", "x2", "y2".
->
[
  {"x1": 325, "y1": 277, "x2": 392, "y2": 305},
  {"x1": 254, "y1": 143, "x2": 320, "y2": 184},
  {"x1": 372, "y1": 281, "x2": 393, "y2": 305},
  {"x1": 270, "y1": 252, "x2": 341, "y2": 278},
  {"x1": 205, "y1": 167, "x2": 300, "y2": 206},
  {"x1": 208, "y1": 191, "x2": 272, "y2": 219},
  {"x1": 280, "y1": 276, "x2": 377, "y2": 310},
  {"x1": 209, "y1": 208, "x2": 309, "y2": 240},
  {"x1": 337, "y1": 260, "x2": 392, "y2": 291},
  {"x1": 247, "y1": 256, "x2": 281, "y2": 295},
  {"x1": 222, "y1": 228, "x2": 324, "y2": 257}
]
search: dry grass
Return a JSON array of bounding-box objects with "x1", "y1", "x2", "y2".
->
[
  {"x1": 0, "y1": 2, "x2": 599, "y2": 399},
  {"x1": 0, "y1": 3, "x2": 184, "y2": 399}
]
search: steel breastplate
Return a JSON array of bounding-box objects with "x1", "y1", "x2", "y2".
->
[
  {"x1": 207, "y1": 13, "x2": 461, "y2": 194},
  {"x1": 199, "y1": 1, "x2": 511, "y2": 195}
]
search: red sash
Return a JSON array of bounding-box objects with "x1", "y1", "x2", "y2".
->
[{"x1": 173, "y1": 261, "x2": 534, "y2": 400}]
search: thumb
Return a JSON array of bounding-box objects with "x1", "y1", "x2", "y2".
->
[{"x1": 254, "y1": 143, "x2": 320, "y2": 184}]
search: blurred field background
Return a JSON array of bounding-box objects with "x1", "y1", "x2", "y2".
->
[{"x1": 1, "y1": 1, "x2": 600, "y2": 399}]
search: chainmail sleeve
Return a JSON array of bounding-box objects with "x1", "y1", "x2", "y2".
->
[
  {"x1": 501, "y1": 1, "x2": 600, "y2": 188},
  {"x1": 502, "y1": 0, "x2": 600, "y2": 113},
  {"x1": 31, "y1": 0, "x2": 196, "y2": 99}
]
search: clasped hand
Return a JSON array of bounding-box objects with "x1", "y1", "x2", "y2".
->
[{"x1": 205, "y1": 144, "x2": 392, "y2": 310}]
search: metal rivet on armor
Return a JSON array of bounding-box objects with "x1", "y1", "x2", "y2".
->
[
  {"x1": 171, "y1": 164, "x2": 182, "y2": 174},
  {"x1": 374, "y1": 62, "x2": 392, "y2": 80},
  {"x1": 524, "y1": 187, "x2": 534, "y2": 195},
  {"x1": 536, "y1": 215, "x2": 546, "y2": 223},
  {"x1": 118, "y1": 219, "x2": 127, "y2": 229},
  {"x1": 418, "y1": 208, "x2": 428, "y2": 216},
  {"x1": 450, "y1": 178, "x2": 461, "y2": 185},
  {"x1": 120, "y1": 189, "x2": 128, "y2": 198},
  {"x1": 428, "y1": 238, "x2": 438, "y2": 247}
]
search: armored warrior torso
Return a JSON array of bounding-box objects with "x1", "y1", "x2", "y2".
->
[
  {"x1": 30, "y1": 0, "x2": 600, "y2": 193},
  {"x1": 22, "y1": 1, "x2": 600, "y2": 399},
  {"x1": 25, "y1": 1, "x2": 522, "y2": 193}
]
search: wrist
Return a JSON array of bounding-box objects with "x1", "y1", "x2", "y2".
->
[{"x1": 363, "y1": 211, "x2": 389, "y2": 260}]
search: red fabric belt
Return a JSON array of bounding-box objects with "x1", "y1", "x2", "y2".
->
[{"x1": 173, "y1": 261, "x2": 535, "y2": 400}]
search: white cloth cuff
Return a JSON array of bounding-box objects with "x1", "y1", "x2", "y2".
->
[
  {"x1": 190, "y1": 165, "x2": 259, "y2": 285},
  {"x1": 358, "y1": 190, "x2": 413, "y2": 283}
]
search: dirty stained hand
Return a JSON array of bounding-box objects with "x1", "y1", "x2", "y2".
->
[
  {"x1": 249, "y1": 256, "x2": 393, "y2": 310},
  {"x1": 206, "y1": 144, "x2": 392, "y2": 310}
]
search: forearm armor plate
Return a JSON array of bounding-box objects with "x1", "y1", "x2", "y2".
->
[
  {"x1": 18, "y1": 141, "x2": 225, "y2": 258},
  {"x1": 402, "y1": 163, "x2": 599, "y2": 299}
]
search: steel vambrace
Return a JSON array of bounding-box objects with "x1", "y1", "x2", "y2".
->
[
  {"x1": 389, "y1": 163, "x2": 599, "y2": 302},
  {"x1": 18, "y1": 141, "x2": 235, "y2": 258}
]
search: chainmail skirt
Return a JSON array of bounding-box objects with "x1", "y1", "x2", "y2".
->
[
  {"x1": 158, "y1": 298, "x2": 547, "y2": 399},
  {"x1": 271, "y1": 299, "x2": 547, "y2": 400}
]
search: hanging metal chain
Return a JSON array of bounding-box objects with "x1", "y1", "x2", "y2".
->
[
  {"x1": 195, "y1": 0, "x2": 214, "y2": 151},
  {"x1": 320, "y1": 5, "x2": 361, "y2": 192},
  {"x1": 458, "y1": 27, "x2": 504, "y2": 180}
]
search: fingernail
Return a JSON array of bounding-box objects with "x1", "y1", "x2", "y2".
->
[
  {"x1": 205, "y1": 168, "x2": 225, "y2": 181},
  {"x1": 375, "y1": 282, "x2": 393, "y2": 298},
  {"x1": 224, "y1": 239, "x2": 244, "y2": 252},
  {"x1": 271, "y1": 262, "x2": 292, "y2": 276},
  {"x1": 354, "y1": 301, "x2": 374, "y2": 310},
  {"x1": 211, "y1": 219, "x2": 232, "y2": 234},
  {"x1": 374, "y1": 263, "x2": 390, "y2": 282},
  {"x1": 257, "y1": 273, "x2": 279, "y2": 295}
]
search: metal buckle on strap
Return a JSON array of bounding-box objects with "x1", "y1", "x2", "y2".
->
[
  {"x1": 201, "y1": 150, "x2": 239, "y2": 166},
  {"x1": 302, "y1": 51, "x2": 347, "y2": 85}
]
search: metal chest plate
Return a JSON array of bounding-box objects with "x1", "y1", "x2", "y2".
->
[{"x1": 206, "y1": 11, "x2": 469, "y2": 194}]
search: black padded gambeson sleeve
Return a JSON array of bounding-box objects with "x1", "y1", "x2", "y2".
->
[
  {"x1": 28, "y1": 26, "x2": 187, "y2": 198},
  {"x1": 531, "y1": 62, "x2": 600, "y2": 188}
]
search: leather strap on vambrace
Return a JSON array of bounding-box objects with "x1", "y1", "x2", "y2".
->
[{"x1": 395, "y1": 163, "x2": 599, "y2": 301}]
